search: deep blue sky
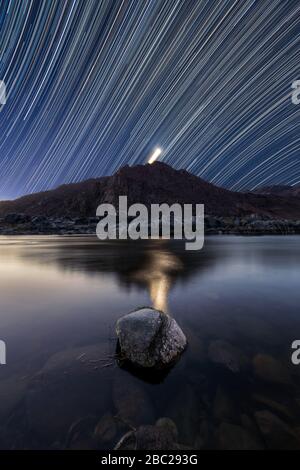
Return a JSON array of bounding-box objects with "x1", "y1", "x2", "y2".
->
[{"x1": 0, "y1": 0, "x2": 299, "y2": 199}]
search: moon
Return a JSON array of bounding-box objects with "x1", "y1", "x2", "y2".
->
[{"x1": 148, "y1": 147, "x2": 162, "y2": 164}]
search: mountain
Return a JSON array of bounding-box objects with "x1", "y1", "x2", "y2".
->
[{"x1": 0, "y1": 162, "x2": 300, "y2": 220}]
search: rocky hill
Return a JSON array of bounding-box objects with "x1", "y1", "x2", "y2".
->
[{"x1": 0, "y1": 162, "x2": 300, "y2": 220}]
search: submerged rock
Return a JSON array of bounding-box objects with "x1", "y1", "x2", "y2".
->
[
  {"x1": 194, "y1": 420, "x2": 215, "y2": 450},
  {"x1": 165, "y1": 384, "x2": 203, "y2": 445},
  {"x1": 217, "y1": 422, "x2": 263, "y2": 450},
  {"x1": 65, "y1": 415, "x2": 97, "y2": 449},
  {"x1": 94, "y1": 413, "x2": 118, "y2": 447},
  {"x1": 116, "y1": 307, "x2": 187, "y2": 369},
  {"x1": 253, "y1": 354, "x2": 292, "y2": 385},
  {"x1": 213, "y1": 387, "x2": 237, "y2": 422},
  {"x1": 208, "y1": 340, "x2": 246, "y2": 373},
  {"x1": 112, "y1": 372, "x2": 155, "y2": 427},
  {"x1": 25, "y1": 344, "x2": 113, "y2": 444},
  {"x1": 184, "y1": 327, "x2": 205, "y2": 362},
  {"x1": 0, "y1": 374, "x2": 30, "y2": 420},
  {"x1": 255, "y1": 410, "x2": 300, "y2": 450},
  {"x1": 114, "y1": 421, "x2": 178, "y2": 450},
  {"x1": 252, "y1": 394, "x2": 293, "y2": 420},
  {"x1": 156, "y1": 418, "x2": 178, "y2": 442}
]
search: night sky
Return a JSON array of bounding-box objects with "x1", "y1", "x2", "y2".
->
[{"x1": 0, "y1": 0, "x2": 299, "y2": 200}]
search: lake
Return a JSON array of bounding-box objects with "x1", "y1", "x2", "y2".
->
[{"x1": 0, "y1": 235, "x2": 300, "y2": 449}]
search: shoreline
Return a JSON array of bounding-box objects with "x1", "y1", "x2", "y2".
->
[{"x1": 0, "y1": 213, "x2": 300, "y2": 236}]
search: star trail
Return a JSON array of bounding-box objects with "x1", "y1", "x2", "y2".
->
[{"x1": 0, "y1": 0, "x2": 299, "y2": 199}]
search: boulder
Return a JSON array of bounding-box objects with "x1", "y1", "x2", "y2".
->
[{"x1": 116, "y1": 308, "x2": 187, "y2": 369}]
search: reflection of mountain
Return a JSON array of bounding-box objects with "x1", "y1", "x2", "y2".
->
[
  {"x1": 15, "y1": 235, "x2": 300, "y2": 318},
  {"x1": 1, "y1": 162, "x2": 300, "y2": 219},
  {"x1": 15, "y1": 238, "x2": 219, "y2": 311}
]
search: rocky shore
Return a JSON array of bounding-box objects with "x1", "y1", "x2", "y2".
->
[{"x1": 1, "y1": 212, "x2": 300, "y2": 236}]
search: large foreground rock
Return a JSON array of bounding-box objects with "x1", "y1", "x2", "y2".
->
[{"x1": 116, "y1": 308, "x2": 187, "y2": 369}]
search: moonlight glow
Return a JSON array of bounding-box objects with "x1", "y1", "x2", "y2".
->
[{"x1": 148, "y1": 148, "x2": 162, "y2": 164}]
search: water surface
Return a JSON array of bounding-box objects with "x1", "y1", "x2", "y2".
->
[{"x1": 0, "y1": 236, "x2": 299, "y2": 449}]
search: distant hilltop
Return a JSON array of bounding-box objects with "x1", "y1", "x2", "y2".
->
[
  {"x1": 251, "y1": 184, "x2": 300, "y2": 198},
  {"x1": 0, "y1": 162, "x2": 300, "y2": 220}
]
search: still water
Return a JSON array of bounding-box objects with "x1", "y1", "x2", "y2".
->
[{"x1": 0, "y1": 235, "x2": 299, "y2": 449}]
